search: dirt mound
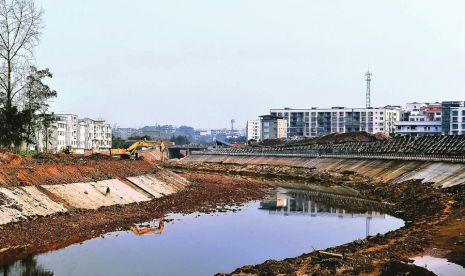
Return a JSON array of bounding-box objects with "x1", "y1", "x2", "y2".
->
[
  {"x1": 0, "y1": 152, "x2": 157, "y2": 187},
  {"x1": 309, "y1": 132, "x2": 388, "y2": 145},
  {"x1": 257, "y1": 132, "x2": 389, "y2": 148}
]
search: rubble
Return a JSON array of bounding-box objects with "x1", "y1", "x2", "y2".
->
[{"x1": 214, "y1": 134, "x2": 465, "y2": 157}]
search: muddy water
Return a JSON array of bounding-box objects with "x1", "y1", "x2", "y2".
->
[{"x1": 1, "y1": 189, "x2": 404, "y2": 276}]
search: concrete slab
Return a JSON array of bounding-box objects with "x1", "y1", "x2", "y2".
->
[
  {"x1": 126, "y1": 173, "x2": 188, "y2": 198},
  {"x1": 43, "y1": 179, "x2": 151, "y2": 210},
  {"x1": 0, "y1": 186, "x2": 67, "y2": 225}
]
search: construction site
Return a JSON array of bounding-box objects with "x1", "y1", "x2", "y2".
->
[{"x1": 0, "y1": 133, "x2": 463, "y2": 275}]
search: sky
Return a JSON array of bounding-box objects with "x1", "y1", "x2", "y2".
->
[{"x1": 34, "y1": 0, "x2": 465, "y2": 129}]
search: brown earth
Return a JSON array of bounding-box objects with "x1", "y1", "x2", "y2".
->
[
  {"x1": 167, "y1": 161, "x2": 465, "y2": 275},
  {"x1": 258, "y1": 131, "x2": 388, "y2": 147},
  {"x1": 0, "y1": 151, "x2": 156, "y2": 186},
  {"x1": 0, "y1": 172, "x2": 273, "y2": 265}
]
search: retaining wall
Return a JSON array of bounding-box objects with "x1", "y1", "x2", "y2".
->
[
  {"x1": 0, "y1": 171, "x2": 190, "y2": 225},
  {"x1": 182, "y1": 154, "x2": 465, "y2": 188}
]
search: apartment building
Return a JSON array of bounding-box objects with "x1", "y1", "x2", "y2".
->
[
  {"x1": 442, "y1": 101, "x2": 465, "y2": 135},
  {"x1": 78, "y1": 118, "x2": 112, "y2": 150},
  {"x1": 269, "y1": 106, "x2": 401, "y2": 138},
  {"x1": 395, "y1": 103, "x2": 442, "y2": 136},
  {"x1": 38, "y1": 114, "x2": 112, "y2": 152},
  {"x1": 259, "y1": 115, "x2": 287, "y2": 140},
  {"x1": 246, "y1": 120, "x2": 261, "y2": 141}
]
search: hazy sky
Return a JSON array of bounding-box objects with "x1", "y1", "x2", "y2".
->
[{"x1": 35, "y1": 0, "x2": 464, "y2": 129}]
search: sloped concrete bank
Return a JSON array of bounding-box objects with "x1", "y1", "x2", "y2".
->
[
  {"x1": 0, "y1": 172, "x2": 190, "y2": 225},
  {"x1": 179, "y1": 154, "x2": 465, "y2": 188}
]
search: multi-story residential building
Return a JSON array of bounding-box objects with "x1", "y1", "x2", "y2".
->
[
  {"x1": 37, "y1": 114, "x2": 112, "y2": 153},
  {"x1": 395, "y1": 103, "x2": 442, "y2": 136},
  {"x1": 259, "y1": 115, "x2": 287, "y2": 140},
  {"x1": 442, "y1": 101, "x2": 465, "y2": 135},
  {"x1": 246, "y1": 120, "x2": 261, "y2": 141},
  {"x1": 56, "y1": 114, "x2": 78, "y2": 148},
  {"x1": 270, "y1": 106, "x2": 401, "y2": 138},
  {"x1": 78, "y1": 118, "x2": 112, "y2": 150}
]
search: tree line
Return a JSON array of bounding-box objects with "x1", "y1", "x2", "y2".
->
[{"x1": 0, "y1": 0, "x2": 56, "y2": 152}]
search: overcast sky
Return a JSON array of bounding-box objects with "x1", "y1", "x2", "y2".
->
[{"x1": 35, "y1": 0, "x2": 464, "y2": 129}]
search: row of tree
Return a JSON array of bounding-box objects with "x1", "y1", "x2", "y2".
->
[{"x1": 0, "y1": 0, "x2": 57, "y2": 151}]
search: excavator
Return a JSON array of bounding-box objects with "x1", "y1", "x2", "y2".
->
[
  {"x1": 130, "y1": 218, "x2": 165, "y2": 235},
  {"x1": 110, "y1": 140, "x2": 165, "y2": 160}
]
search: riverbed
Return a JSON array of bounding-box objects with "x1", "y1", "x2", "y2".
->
[{"x1": 1, "y1": 189, "x2": 404, "y2": 276}]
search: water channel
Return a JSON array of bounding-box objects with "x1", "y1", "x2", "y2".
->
[{"x1": 1, "y1": 188, "x2": 404, "y2": 276}]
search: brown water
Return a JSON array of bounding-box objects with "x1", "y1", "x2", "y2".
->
[{"x1": 1, "y1": 189, "x2": 404, "y2": 276}]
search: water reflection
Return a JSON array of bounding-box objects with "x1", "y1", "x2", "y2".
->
[
  {"x1": 1, "y1": 255, "x2": 53, "y2": 276},
  {"x1": 0, "y1": 188, "x2": 403, "y2": 276},
  {"x1": 260, "y1": 189, "x2": 392, "y2": 237},
  {"x1": 130, "y1": 218, "x2": 165, "y2": 235}
]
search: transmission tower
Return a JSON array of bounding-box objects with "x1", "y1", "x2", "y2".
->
[{"x1": 365, "y1": 70, "x2": 372, "y2": 108}]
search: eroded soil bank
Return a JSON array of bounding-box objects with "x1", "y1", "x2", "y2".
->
[{"x1": 166, "y1": 161, "x2": 465, "y2": 275}]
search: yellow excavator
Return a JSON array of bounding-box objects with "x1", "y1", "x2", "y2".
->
[
  {"x1": 110, "y1": 140, "x2": 164, "y2": 159},
  {"x1": 130, "y1": 218, "x2": 165, "y2": 235}
]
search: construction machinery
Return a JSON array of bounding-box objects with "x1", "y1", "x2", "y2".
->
[
  {"x1": 130, "y1": 218, "x2": 165, "y2": 235},
  {"x1": 110, "y1": 140, "x2": 164, "y2": 159}
]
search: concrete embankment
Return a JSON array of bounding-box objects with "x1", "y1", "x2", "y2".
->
[
  {"x1": 0, "y1": 172, "x2": 189, "y2": 225},
  {"x1": 0, "y1": 153, "x2": 190, "y2": 226},
  {"x1": 180, "y1": 154, "x2": 465, "y2": 188}
]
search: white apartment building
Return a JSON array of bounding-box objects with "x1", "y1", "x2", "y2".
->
[
  {"x1": 246, "y1": 120, "x2": 261, "y2": 141},
  {"x1": 78, "y1": 118, "x2": 112, "y2": 151},
  {"x1": 38, "y1": 114, "x2": 112, "y2": 153},
  {"x1": 395, "y1": 103, "x2": 442, "y2": 136},
  {"x1": 270, "y1": 107, "x2": 401, "y2": 138}
]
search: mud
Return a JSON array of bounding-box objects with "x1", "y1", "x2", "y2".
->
[{"x1": 168, "y1": 161, "x2": 465, "y2": 275}]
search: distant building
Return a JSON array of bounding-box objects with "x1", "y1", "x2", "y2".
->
[
  {"x1": 442, "y1": 101, "x2": 465, "y2": 135},
  {"x1": 38, "y1": 114, "x2": 112, "y2": 153},
  {"x1": 246, "y1": 120, "x2": 261, "y2": 141},
  {"x1": 395, "y1": 103, "x2": 442, "y2": 136},
  {"x1": 78, "y1": 118, "x2": 112, "y2": 151},
  {"x1": 270, "y1": 106, "x2": 401, "y2": 138},
  {"x1": 259, "y1": 115, "x2": 287, "y2": 140}
]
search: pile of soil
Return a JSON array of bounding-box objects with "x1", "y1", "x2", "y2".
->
[
  {"x1": 257, "y1": 132, "x2": 389, "y2": 148},
  {"x1": 0, "y1": 152, "x2": 156, "y2": 186}
]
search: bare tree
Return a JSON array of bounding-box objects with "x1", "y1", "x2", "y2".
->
[{"x1": 0, "y1": 0, "x2": 44, "y2": 149}]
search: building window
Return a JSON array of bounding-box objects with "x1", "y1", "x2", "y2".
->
[{"x1": 453, "y1": 124, "x2": 458, "y2": 129}]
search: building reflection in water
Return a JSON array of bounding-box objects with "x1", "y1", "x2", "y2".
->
[
  {"x1": 260, "y1": 189, "x2": 388, "y2": 237},
  {"x1": 1, "y1": 255, "x2": 53, "y2": 276}
]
